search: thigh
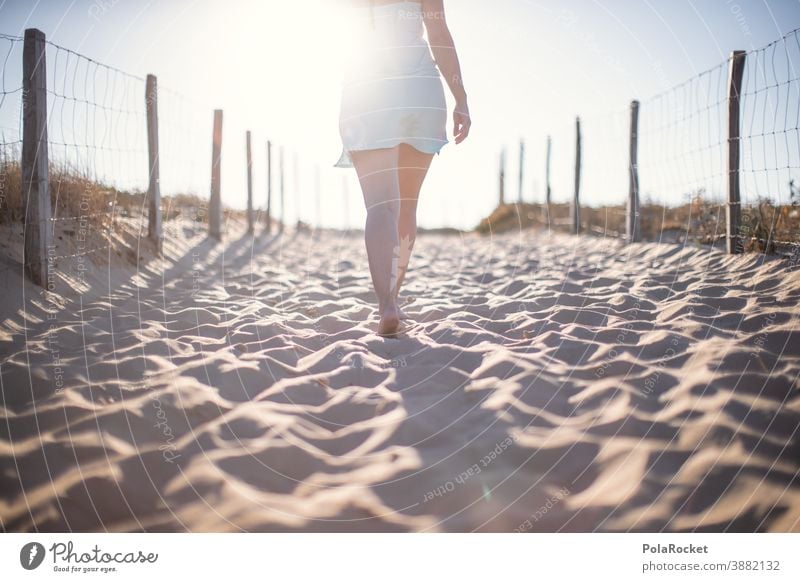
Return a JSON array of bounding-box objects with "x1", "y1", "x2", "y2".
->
[
  {"x1": 350, "y1": 147, "x2": 401, "y2": 210},
  {"x1": 398, "y1": 144, "x2": 434, "y2": 206}
]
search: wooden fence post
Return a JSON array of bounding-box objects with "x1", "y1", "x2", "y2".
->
[
  {"x1": 246, "y1": 130, "x2": 254, "y2": 235},
  {"x1": 22, "y1": 28, "x2": 51, "y2": 287},
  {"x1": 209, "y1": 109, "x2": 223, "y2": 240},
  {"x1": 518, "y1": 138, "x2": 525, "y2": 203},
  {"x1": 279, "y1": 146, "x2": 285, "y2": 234},
  {"x1": 145, "y1": 74, "x2": 162, "y2": 253},
  {"x1": 545, "y1": 135, "x2": 551, "y2": 230},
  {"x1": 498, "y1": 147, "x2": 506, "y2": 206},
  {"x1": 627, "y1": 99, "x2": 641, "y2": 244},
  {"x1": 266, "y1": 140, "x2": 272, "y2": 234},
  {"x1": 727, "y1": 50, "x2": 746, "y2": 254},
  {"x1": 572, "y1": 116, "x2": 581, "y2": 235}
]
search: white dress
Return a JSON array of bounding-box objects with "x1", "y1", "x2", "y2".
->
[{"x1": 334, "y1": 0, "x2": 448, "y2": 168}]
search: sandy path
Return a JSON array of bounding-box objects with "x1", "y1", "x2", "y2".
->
[{"x1": 1, "y1": 220, "x2": 799, "y2": 532}]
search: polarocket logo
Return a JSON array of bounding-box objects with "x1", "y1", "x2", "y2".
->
[{"x1": 20, "y1": 542, "x2": 46, "y2": 570}]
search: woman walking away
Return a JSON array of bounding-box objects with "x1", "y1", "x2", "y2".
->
[{"x1": 335, "y1": 0, "x2": 471, "y2": 336}]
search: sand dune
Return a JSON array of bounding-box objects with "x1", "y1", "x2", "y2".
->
[{"x1": 1, "y1": 217, "x2": 799, "y2": 532}]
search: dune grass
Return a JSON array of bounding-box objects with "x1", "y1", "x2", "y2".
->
[{"x1": 477, "y1": 191, "x2": 800, "y2": 255}]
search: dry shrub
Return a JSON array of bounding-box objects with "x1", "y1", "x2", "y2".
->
[
  {"x1": 0, "y1": 158, "x2": 215, "y2": 227},
  {"x1": 477, "y1": 189, "x2": 799, "y2": 254}
]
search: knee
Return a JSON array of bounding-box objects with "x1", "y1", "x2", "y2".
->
[{"x1": 366, "y1": 199, "x2": 400, "y2": 221}]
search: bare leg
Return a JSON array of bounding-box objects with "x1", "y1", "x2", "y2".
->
[
  {"x1": 394, "y1": 144, "x2": 434, "y2": 315},
  {"x1": 350, "y1": 147, "x2": 402, "y2": 336}
]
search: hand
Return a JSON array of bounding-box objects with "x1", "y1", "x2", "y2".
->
[{"x1": 453, "y1": 101, "x2": 471, "y2": 144}]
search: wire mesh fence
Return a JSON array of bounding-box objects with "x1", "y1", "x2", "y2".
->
[
  {"x1": 0, "y1": 28, "x2": 316, "y2": 284},
  {"x1": 738, "y1": 28, "x2": 800, "y2": 252},
  {"x1": 0, "y1": 33, "x2": 23, "y2": 219},
  {"x1": 3, "y1": 24, "x2": 800, "y2": 288},
  {"x1": 43, "y1": 36, "x2": 147, "y2": 259},
  {"x1": 0, "y1": 32, "x2": 26, "y2": 277},
  {"x1": 485, "y1": 28, "x2": 800, "y2": 256}
]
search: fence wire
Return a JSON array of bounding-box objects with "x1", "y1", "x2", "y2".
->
[
  {"x1": 45, "y1": 38, "x2": 147, "y2": 230},
  {"x1": 0, "y1": 33, "x2": 24, "y2": 277},
  {"x1": 3, "y1": 24, "x2": 800, "y2": 280},
  {"x1": 634, "y1": 60, "x2": 729, "y2": 245},
  {"x1": 0, "y1": 33, "x2": 23, "y2": 210},
  {"x1": 0, "y1": 31, "x2": 301, "y2": 280},
  {"x1": 500, "y1": 27, "x2": 800, "y2": 252},
  {"x1": 738, "y1": 28, "x2": 800, "y2": 251}
]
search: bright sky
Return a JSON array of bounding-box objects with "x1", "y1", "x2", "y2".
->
[{"x1": 1, "y1": 0, "x2": 799, "y2": 229}]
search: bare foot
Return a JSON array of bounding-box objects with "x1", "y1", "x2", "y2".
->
[
  {"x1": 394, "y1": 295, "x2": 414, "y2": 320},
  {"x1": 378, "y1": 304, "x2": 401, "y2": 337}
]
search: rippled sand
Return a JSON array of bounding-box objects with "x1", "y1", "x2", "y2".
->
[{"x1": 1, "y1": 218, "x2": 799, "y2": 532}]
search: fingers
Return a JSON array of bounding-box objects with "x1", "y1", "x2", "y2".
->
[
  {"x1": 453, "y1": 113, "x2": 471, "y2": 144},
  {"x1": 460, "y1": 118, "x2": 471, "y2": 141}
]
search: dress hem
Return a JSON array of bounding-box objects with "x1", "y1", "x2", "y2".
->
[{"x1": 333, "y1": 140, "x2": 448, "y2": 169}]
